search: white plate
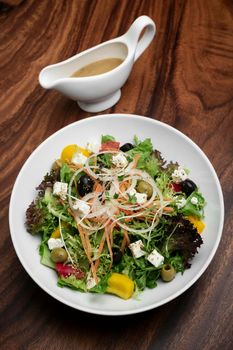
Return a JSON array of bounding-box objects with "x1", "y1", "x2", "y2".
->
[{"x1": 9, "y1": 114, "x2": 224, "y2": 315}]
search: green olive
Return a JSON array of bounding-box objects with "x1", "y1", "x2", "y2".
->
[
  {"x1": 136, "y1": 180, "x2": 153, "y2": 198},
  {"x1": 161, "y1": 264, "x2": 176, "y2": 282},
  {"x1": 51, "y1": 248, "x2": 68, "y2": 263}
]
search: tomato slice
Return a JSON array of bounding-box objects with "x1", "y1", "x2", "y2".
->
[
  {"x1": 170, "y1": 182, "x2": 182, "y2": 192},
  {"x1": 100, "y1": 141, "x2": 120, "y2": 151},
  {"x1": 55, "y1": 263, "x2": 85, "y2": 279}
]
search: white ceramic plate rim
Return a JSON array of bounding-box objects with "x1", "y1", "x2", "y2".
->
[{"x1": 9, "y1": 114, "x2": 224, "y2": 315}]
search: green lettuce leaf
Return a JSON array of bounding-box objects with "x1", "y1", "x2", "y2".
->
[
  {"x1": 138, "y1": 155, "x2": 160, "y2": 178},
  {"x1": 113, "y1": 254, "x2": 161, "y2": 291},
  {"x1": 181, "y1": 191, "x2": 206, "y2": 219},
  {"x1": 39, "y1": 243, "x2": 55, "y2": 269},
  {"x1": 57, "y1": 275, "x2": 87, "y2": 291},
  {"x1": 60, "y1": 163, "x2": 73, "y2": 183},
  {"x1": 101, "y1": 135, "x2": 116, "y2": 143},
  {"x1": 89, "y1": 274, "x2": 110, "y2": 293},
  {"x1": 127, "y1": 138, "x2": 153, "y2": 156},
  {"x1": 126, "y1": 138, "x2": 159, "y2": 177}
]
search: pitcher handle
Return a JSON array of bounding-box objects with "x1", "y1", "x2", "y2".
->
[{"x1": 124, "y1": 16, "x2": 156, "y2": 61}]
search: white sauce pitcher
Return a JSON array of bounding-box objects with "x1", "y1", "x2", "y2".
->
[{"x1": 39, "y1": 16, "x2": 156, "y2": 113}]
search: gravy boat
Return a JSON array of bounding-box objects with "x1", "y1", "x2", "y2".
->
[{"x1": 39, "y1": 16, "x2": 156, "y2": 112}]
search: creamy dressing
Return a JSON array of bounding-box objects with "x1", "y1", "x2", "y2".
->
[{"x1": 71, "y1": 58, "x2": 123, "y2": 78}]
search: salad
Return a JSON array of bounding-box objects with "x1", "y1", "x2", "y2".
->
[{"x1": 25, "y1": 135, "x2": 206, "y2": 300}]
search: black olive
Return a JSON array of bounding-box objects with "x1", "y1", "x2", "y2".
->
[
  {"x1": 112, "y1": 247, "x2": 123, "y2": 264},
  {"x1": 181, "y1": 179, "x2": 197, "y2": 196},
  {"x1": 120, "y1": 143, "x2": 134, "y2": 152},
  {"x1": 77, "y1": 175, "x2": 94, "y2": 196}
]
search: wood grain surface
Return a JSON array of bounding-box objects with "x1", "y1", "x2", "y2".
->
[{"x1": 0, "y1": 0, "x2": 232, "y2": 349}]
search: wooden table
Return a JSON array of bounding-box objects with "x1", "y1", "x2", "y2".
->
[{"x1": 1, "y1": 1, "x2": 232, "y2": 349}]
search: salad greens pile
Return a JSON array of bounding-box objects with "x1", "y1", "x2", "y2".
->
[{"x1": 25, "y1": 135, "x2": 205, "y2": 299}]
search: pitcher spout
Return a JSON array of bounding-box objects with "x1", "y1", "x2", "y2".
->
[
  {"x1": 39, "y1": 65, "x2": 64, "y2": 89},
  {"x1": 39, "y1": 67, "x2": 57, "y2": 89}
]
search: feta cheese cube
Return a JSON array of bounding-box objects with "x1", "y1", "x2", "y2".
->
[
  {"x1": 72, "y1": 152, "x2": 87, "y2": 165},
  {"x1": 48, "y1": 238, "x2": 64, "y2": 250},
  {"x1": 135, "y1": 192, "x2": 147, "y2": 204},
  {"x1": 112, "y1": 153, "x2": 128, "y2": 168},
  {"x1": 86, "y1": 142, "x2": 100, "y2": 154},
  {"x1": 127, "y1": 188, "x2": 136, "y2": 197},
  {"x1": 127, "y1": 188, "x2": 147, "y2": 204},
  {"x1": 175, "y1": 196, "x2": 187, "y2": 209},
  {"x1": 191, "y1": 196, "x2": 198, "y2": 205},
  {"x1": 147, "y1": 249, "x2": 164, "y2": 267},
  {"x1": 129, "y1": 240, "x2": 146, "y2": 258},
  {"x1": 171, "y1": 166, "x2": 188, "y2": 183},
  {"x1": 72, "y1": 199, "x2": 90, "y2": 216},
  {"x1": 53, "y1": 181, "x2": 68, "y2": 200}
]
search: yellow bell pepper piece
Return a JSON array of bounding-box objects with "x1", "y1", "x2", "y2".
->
[
  {"x1": 61, "y1": 144, "x2": 90, "y2": 162},
  {"x1": 187, "y1": 216, "x2": 205, "y2": 234},
  {"x1": 106, "y1": 273, "x2": 134, "y2": 300},
  {"x1": 51, "y1": 227, "x2": 61, "y2": 238},
  {"x1": 75, "y1": 146, "x2": 90, "y2": 157}
]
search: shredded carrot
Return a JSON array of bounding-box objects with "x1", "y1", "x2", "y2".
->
[
  {"x1": 94, "y1": 222, "x2": 115, "y2": 272},
  {"x1": 77, "y1": 224, "x2": 91, "y2": 262},
  {"x1": 124, "y1": 230, "x2": 130, "y2": 245},
  {"x1": 119, "y1": 182, "x2": 126, "y2": 192},
  {"x1": 163, "y1": 207, "x2": 174, "y2": 212},
  {"x1": 90, "y1": 215, "x2": 107, "y2": 223},
  {"x1": 85, "y1": 232, "x2": 92, "y2": 257},
  {"x1": 119, "y1": 180, "x2": 130, "y2": 192},
  {"x1": 124, "y1": 218, "x2": 133, "y2": 222},
  {"x1": 121, "y1": 236, "x2": 127, "y2": 252},
  {"x1": 104, "y1": 225, "x2": 113, "y2": 269},
  {"x1": 132, "y1": 154, "x2": 141, "y2": 168},
  {"x1": 109, "y1": 222, "x2": 116, "y2": 246},
  {"x1": 93, "y1": 182, "x2": 103, "y2": 192},
  {"x1": 116, "y1": 197, "x2": 128, "y2": 203},
  {"x1": 94, "y1": 231, "x2": 106, "y2": 270},
  {"x1": 120, "y1": 230, "x2": 130, "y2": 252},
  {"x1": 77, "y1": 223, "x2": 99, "y2": 282},
  {"x1": 112, "y1": 207, "x2": 120, "y2": 216},
  {"x1": 120, "y1": 208, "x2": 134, "y2": 216}
]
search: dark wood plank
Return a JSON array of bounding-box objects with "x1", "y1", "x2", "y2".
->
[{"x1": 0, "y1": 0, "x2": 232, "y2": 349}]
